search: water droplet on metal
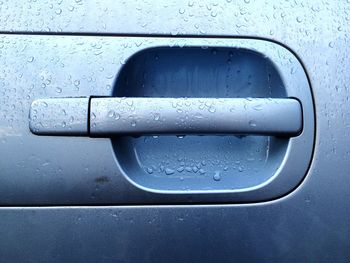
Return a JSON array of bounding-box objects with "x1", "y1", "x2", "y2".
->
[
  {"x1": 208, "y1": 106, "x2": 216, "y2": 113},
  {"x1": 165, "y1": 168, "x2": 175, "y2": 175},
  {"x1": 213, "y1": 172, "x2": 221, "y2": 181},
  {"x1": 179, "y1": 8, "x2": 185, "y2": 14},
  {"x1": 249, "y1": 120, "x2": 257, "y2": 127},
  {"x1": 177, "y1": 167, "x2": 184, "y2": 172},
  {"x1": 253, "y1": 104, "x2": 263, "y2": 111},
  {"x1": 154, "y1": 113, "x2": 160, "y2": 121},
  {"x1": 199, "y1": 169, "x2": 206, "y2": 174},
  {"x1": 108, "y1": 110, "x2": 115, "y2": 118}
]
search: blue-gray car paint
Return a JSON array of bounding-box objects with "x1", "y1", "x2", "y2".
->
[{"x1": 0, "y1": 0, "x2": 349, "y2": 262}]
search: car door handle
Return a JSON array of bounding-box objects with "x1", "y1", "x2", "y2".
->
[{"x1": 29, "y1": 97, "x2": 302, "y2": 137}]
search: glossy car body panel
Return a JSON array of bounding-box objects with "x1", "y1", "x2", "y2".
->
[
  {"x1": 0, "y1": 36, "x2": 314, "y2": 204},
  {"x1": 0, "y1": 0, "x2": 349, "y2": 262}
]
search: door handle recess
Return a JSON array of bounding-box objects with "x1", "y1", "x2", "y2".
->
[{"x1": 30, "y1": 97, "x2": 302, "y2": 137}]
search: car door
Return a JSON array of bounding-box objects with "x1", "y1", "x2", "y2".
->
[{"x1": 0, "y1": 1, "x2": 348, "y2": 262}]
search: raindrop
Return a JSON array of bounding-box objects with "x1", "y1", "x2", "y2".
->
[
  {"x1": 171, "y1": 30, "x2": 178, "y2": 36},
  {"x1": 177, "y1": 167, "x2": 185, "y2": 172},
  {"x1": 249, "y1": 120, "x2": 256, "y2": 127},
  {"x1": 153, "y1": 113, "x2": 160, "y2": 121},
  {"x1": 108, "y1": 110, "x2": 115, "y2": 118},
  {"x1": 165, "y1": 168, "x2": 175, "y2": 175},
  {"x1": 213, "y1": 172, "x2": 221, "y2": 181},
  {"x1": 208, "y1": 106, "x2": 216, "y2": 113},
  {"x1": 179, "y1": 8, "x2": 185, "y2": 14},
  {"x1": 27, "y1": 56, "x2": 34, "y2": 62},
  {"x1": 253, "y1": 104, "x2": 263, "y2": 111},
  {"x1": 185, "y1": 166, "x2": 192, "y2": 172},
  {"x1": 118, "y1": 58, "x2": 127, "y2": 65},
  {"x1": 194, "y1": 112, "x2": 203, "y2": 119}
]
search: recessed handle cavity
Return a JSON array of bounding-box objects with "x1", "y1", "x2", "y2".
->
[{"x1": 30, "y1": 97, "x2": 302, "y2": 137}]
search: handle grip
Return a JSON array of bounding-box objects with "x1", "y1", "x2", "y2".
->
[
  {"x1": 90, "y1": 97, "x2": 302, "y2": 137},
  {"x1": 29, "y1": 97, "x2": 302, "y2": 137}
]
